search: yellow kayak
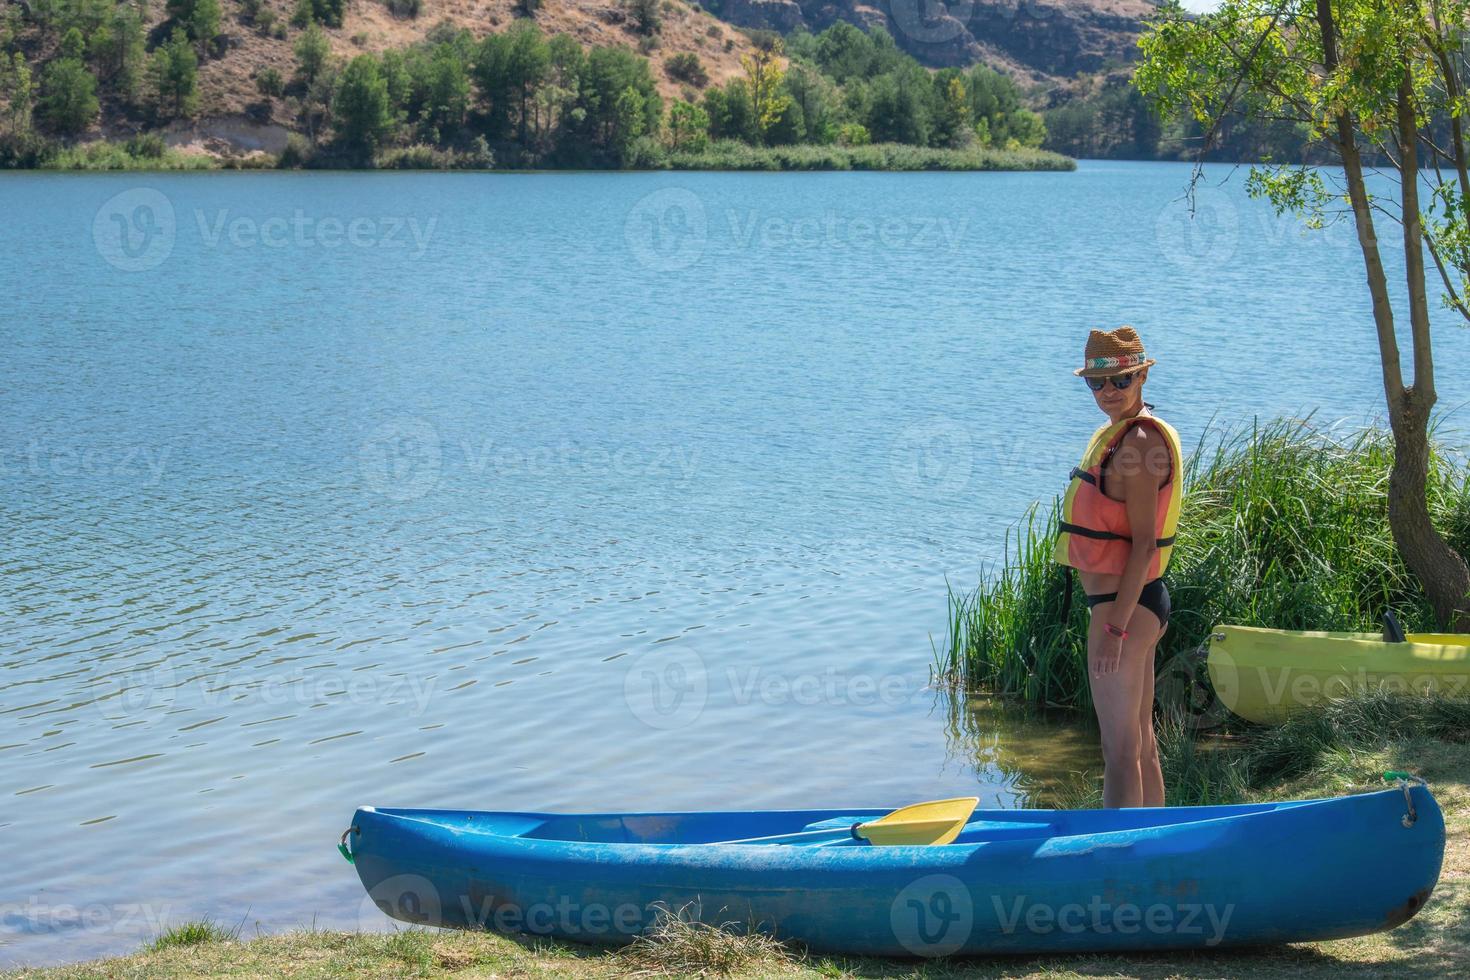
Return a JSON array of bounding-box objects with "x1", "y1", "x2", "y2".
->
[{"x1": 1206, "y1": 625, "x2": 1470, "y2": 724}]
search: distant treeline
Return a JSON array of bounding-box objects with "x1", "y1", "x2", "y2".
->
[
  {"x1": 1039, "y1": 74, "x2": 1387, "y2": 164},
  {"x1": 0, "y1": 0, "x2": 1057, "y2": 170}
]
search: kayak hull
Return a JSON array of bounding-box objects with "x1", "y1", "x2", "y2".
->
[
  {"x1": 1208, "y1": 625, "x2": 1470, "y2": 725},
  {"x1": 347, "y1": 786, "x2": 1442, "y2": 956}
]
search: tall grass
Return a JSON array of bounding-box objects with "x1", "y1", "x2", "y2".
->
[
  {"x1": 148, "y1": 918, "x2": 241, "y2": 950},
  {"x1": 941, "y1": 417, "x2": 1470, "y2": 710},
  {"x1": 1038, "y1": 690, "x2": 1470, "y2": 809},
  {"x1": 43, "y1": 140, "x2": 221, "y2": 171},
  {"x1": 664, "y1": 140, "x2": 1076, "y2": 172}
]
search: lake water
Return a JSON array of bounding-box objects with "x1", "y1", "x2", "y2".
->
[{"x1": 3, "y1": 161, "x2": 1468, "y2": 966}]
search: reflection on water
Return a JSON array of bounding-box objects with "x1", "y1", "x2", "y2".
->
[{"x1": 944, "y1": 691, "x2": 1102, "y2": 807}]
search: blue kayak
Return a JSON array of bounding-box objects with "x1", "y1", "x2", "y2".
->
[{"x1": 344, "y1": 785, "x2": 1443, "y2": 956}]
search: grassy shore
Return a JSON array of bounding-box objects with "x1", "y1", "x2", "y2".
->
[
  {"x1": 11, "y1": 138, "x2": 1073, "y2": 173},
  {"x1": 940, "y1": 418, "x2": 1470, "y2": 709},
  {"x1": 8, "y1": 694, "x2": 1466, "y2": 979}
]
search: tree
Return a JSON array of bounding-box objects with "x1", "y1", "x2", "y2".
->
[
  {"x1": 703, "y1": 78, "x2": 754, "y2": 142},
  {"x1": 578, "y1": 45, "x2": 660, "y2": 154},
  {"x1": 665, "y1": 98, "x2": 708, "y2": 152},
  {"x1": 61, "y1": 27, "x2": 86, "y2": 60},
  {"x1": 39, "y1": 57, "x2": 99, "y2": 134},
  {"x1": 1137, "y1": 0, "x2": 1470, "y2": 630},
  {"x1": 92, "y1": 6, "x2": 147, "y2": 101},
  {"x1": 150, "y1": 28, "x2": 199, "y2": 118},
  {"x1": 1005, "y1": 108, "x2": 1045, "y2": 149},
  {"x1": 932, "y1": 73, "x2": 971, "y2": 149},
  {"x1": 626, "y1": 0, "x2": 660, "y2": 37},
  {"x1": 294, "y1": 22, "x2": 331, "y2": 86},
  {"x1": 478, "y1": 20, "x2": 551, "y2": 144},
  {"x1": 741, "y1": 32, "x2": 789, "y2": 144},
  {"x1": 2, "y1": 53, "x2": 35, "y2": 134},
  {"x1": 534, "y1": 32, "x2": 583, "y2": 146},
  {"x1": 784, "y1": 64, "x2": 834, "y2": 144},
  {"x1": 423, "y1": 44, "x2": 471, "y2": 137},
  {"x1": 612, "y1": 83, "x2": 647, "y2": 161},
  {"x1": 764, "y1": 97, "x2": 804, "y2": 145},
  {"x1": 335, "y1": 54, "x2": 391, "y2": 160},
  {"x1": 167, "y1": 0, "x2": 221, "y2": 48},
  {"x1": 294, "y1": 0, "x2": 348, "y2": 28},
  {"x1": 866, "y1": 68, "x2": 929, "y2": 146}
]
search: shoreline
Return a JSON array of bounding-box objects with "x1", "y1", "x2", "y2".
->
[
  {"x1": 8, "y1": 731, "x2": 1465, "y2": 978},
  {"x1": 3, "y1": 140, "x2": 1076, "y2": 175}
]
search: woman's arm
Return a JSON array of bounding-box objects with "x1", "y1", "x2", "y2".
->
[{"x1": 1093, "y1": 426, "x2": 1168, "y2": 673}]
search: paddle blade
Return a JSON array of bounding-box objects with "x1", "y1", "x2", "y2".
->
[{"x1": 854, "y1": 796, "x2": 978, "y2": 846}]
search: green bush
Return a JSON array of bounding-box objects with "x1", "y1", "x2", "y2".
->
[
  {"x1": 940, "y1": 418, "x2": 1470, "y2": 709},
  {"x1": 277, "y1": 132, "x2": 314, "y2": 168},
  {"x1": 125, "y1": 132, "x2": 166, "y2": 158},
  {"x1": 665, "y1": 52, "x2": 708, "y2": 87},
  {"x1": 256, "y1": 67, "x2": 285, "y2": 98},
  {"x1": 293, "y1": 0, "x2": 348, "y2": 28}
]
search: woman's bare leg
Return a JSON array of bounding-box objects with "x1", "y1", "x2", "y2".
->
[
  {"x1": 1088, "y1": 602, "x2": 1166, "y2": 808},
  {"x1": 1137, "y1": 623, "x2": 1165, "y2": 806}
]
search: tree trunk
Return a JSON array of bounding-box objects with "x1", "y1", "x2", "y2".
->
[
  {"x1": 1315, "y1": 0, "x2": 1470, "y2": 630},
  {"x1": 1386, "y1": 396, "x2": 1470, "y2": 630},
  {"x1": 1394, "y1": 73, "x2": 1470, "y2": 630}
]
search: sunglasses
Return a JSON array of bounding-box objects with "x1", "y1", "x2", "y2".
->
[{"x1": 1084, "y1": 374, "x2": 1137, "y2": 392}]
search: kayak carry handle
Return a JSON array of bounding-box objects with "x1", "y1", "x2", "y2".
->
[
  {"x1": 1382, "y1": 771, "x2": 1427, "y2": 827},
  {"x1": 338, "y1": 826, "x2": 359, "y2": 864}
]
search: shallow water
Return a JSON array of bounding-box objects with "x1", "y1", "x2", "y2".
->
[{"x1": 2, "y1": 161, "x2": 1467, "y2": 965}]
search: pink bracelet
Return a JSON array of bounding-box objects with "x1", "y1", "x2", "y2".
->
[{"x1": 1105, "y1": 623, "x2": 1128, "y2": 639}]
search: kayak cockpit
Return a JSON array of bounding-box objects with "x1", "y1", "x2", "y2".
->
[{"x1": 369, "y1": 799, "x2": 1324, "y2": 849}]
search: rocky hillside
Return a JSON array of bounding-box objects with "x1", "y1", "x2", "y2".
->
[
  {"x1": 26, "y1": 0, "x2": 771, "y2": 153},
  {"x1": 703, "y1": 0, "x2": 1161, "y2": 79}
]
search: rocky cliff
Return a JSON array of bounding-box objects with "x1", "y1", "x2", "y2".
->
[{"x1": 705, "y1": 0, "x2": 1162, "y2": 80}]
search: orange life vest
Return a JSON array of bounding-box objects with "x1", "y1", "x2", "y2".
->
[{"x1": 1054, "y1": 412, "x2": 1183, "y2": 577}]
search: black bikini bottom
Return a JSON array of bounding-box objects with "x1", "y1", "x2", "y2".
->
[{"x1": 1085, "y1": 577, "x2": 1171, "y2": 627}]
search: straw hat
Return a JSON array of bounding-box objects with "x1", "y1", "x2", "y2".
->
[{"x1": 1073, "y1": 326, "x2": 1156, "y2": 377}]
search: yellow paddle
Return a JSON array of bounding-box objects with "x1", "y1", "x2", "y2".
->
[{"x1": 716, "y1": 796, "x2": 980, "y2": 847}]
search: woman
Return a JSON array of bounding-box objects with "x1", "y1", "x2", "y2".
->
[{"x1": 1054, "y1": 326, "x2": 1183, "y2": 808}]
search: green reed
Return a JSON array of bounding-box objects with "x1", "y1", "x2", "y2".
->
[{"x1": 939, "y1": 416, "x2": 1470, "y2": 711}]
